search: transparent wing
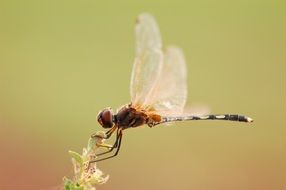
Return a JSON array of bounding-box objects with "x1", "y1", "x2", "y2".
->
[
  {"x1": 149, "y1": 46, "x2": 188, "y2": 116},
  {"x1": 130, "y1": 13, "x2": 164, "y2": 107},
  {"x1": 183, "y1": 104, "x2": 210, "y2": 116}
]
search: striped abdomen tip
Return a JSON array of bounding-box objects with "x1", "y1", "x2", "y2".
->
[{"x1": 246, "y1": 117, "x2": 254, "y2": 122}]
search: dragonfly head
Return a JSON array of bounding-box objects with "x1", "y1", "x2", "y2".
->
[{"x1": 97, "y1": 108, "x2": 114, "y2": 128}]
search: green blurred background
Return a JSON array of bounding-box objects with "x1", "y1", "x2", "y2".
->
[{"x1": 1, "y1": 0, "x2": 285, "y2": 190}]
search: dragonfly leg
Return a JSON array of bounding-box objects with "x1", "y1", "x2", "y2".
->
[
  {"x1": 105, "y1": 125, "x2": 117, "y2": 139},
  {"x1": 89, "y1": 128, "x2": 122, "y2": 163},
  {"x1": 96, "y1": 128, "x2": 120, "y2": 156},
  {"x1": 91, "y1": 125, "x2": 117, "y2": 139},
  {"x1": 147, "y1": 121, "x2": 161, "y2": 128},
  {"x1": 92, "y1": 130, "x2": 123, "y2": 162}
]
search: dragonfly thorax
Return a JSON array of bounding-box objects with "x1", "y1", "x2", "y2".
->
[{"x1": 113, "y1": 105, "x2": 150, "y2": 129}]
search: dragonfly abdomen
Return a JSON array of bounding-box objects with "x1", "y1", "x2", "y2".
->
[{"x1": 161, "y1": 114, "x2": 253, "y2": 123}]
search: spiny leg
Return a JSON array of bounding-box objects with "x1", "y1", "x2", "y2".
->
[
  {"x1": 96, "y1": 128, "x2": 120, "y2": 157},
  {"x1": 105, "y1": 125, "x2": 117, "y2": 138},
  {"x1": 89, "y1": 128, "x2": 122, "y2": 164},
  {"x1": 91, "y1": 125, "x2": 117, "y2": 140},
  {"x1": 93, "y1": 130, "x2": 123, "y2": 162}
]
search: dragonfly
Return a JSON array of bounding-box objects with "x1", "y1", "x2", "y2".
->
[{"x1": 89, "y1": 13, "x2": 253, "y2": 163}]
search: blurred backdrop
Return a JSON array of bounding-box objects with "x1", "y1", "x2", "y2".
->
[{"x1": 0, "y1": 0, "x2": 285, "y2": 190}]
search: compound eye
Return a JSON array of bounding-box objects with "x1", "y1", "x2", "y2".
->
[
  {"x1": 97, "y1": 117, "x2": 103, "y2": 126},
  {"x1": 102, "y1": 110, "x2": 112, "y2": 121},
  {"x1": 97, "y1": 108, "x2": 113, "y2": 128}
]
